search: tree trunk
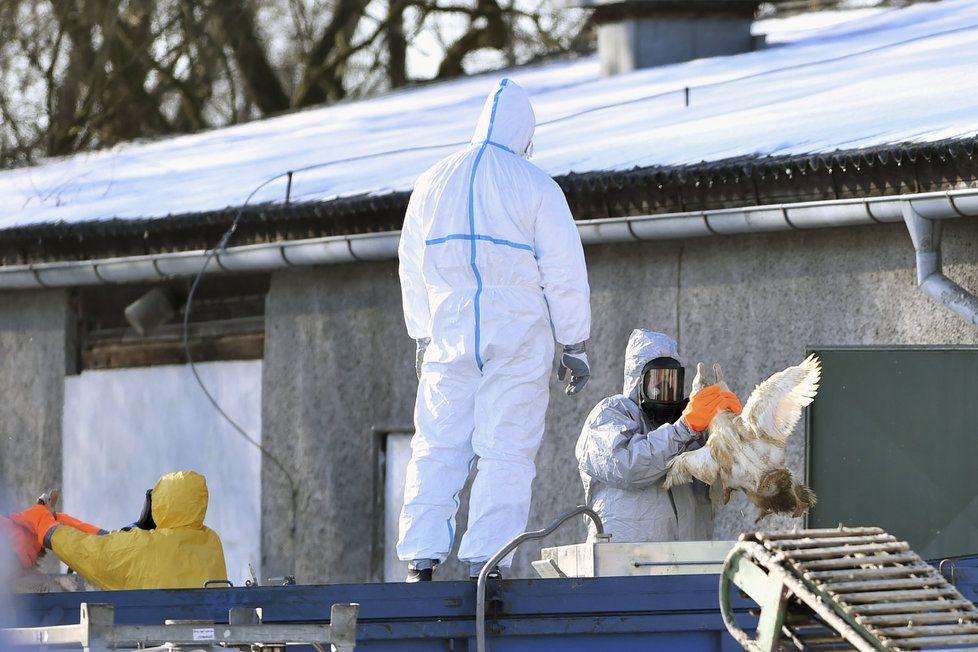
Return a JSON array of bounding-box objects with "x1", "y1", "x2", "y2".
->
[
  {"x1": 212, "y1": 0, "x2": 291, "y2": 115},
  {"x1": 47, "y1": 0, "x2": 97, "y2": 156},
  {"x1": 387, "y1": 0, "x2": 408, "y2": 88},
  {"x1": 98, "y1": 0, "x2": 171, "y2": 141}
]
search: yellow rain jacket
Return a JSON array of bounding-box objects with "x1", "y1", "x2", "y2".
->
[{"x1": 49, "y1": 471, "x2": 228, "y2": 590}]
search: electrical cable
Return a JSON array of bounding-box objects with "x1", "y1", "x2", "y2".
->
[{"x1": 182, "y1": 172, "x2": 301, "y2": 580}]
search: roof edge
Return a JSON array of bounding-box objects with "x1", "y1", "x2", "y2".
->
[
  {"x1": 5, "y1": 187, "x2": 978, "y2": 290},
  {"x1": 2, "y1": 136, "x2": 976, "y2": 265}
]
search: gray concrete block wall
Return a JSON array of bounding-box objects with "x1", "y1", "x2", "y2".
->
[
  {"x1": 0, "y1": 290, "x2": 72, "y2": 520},
  {"x1": 263, "y1": 218, "x2": 978, "y2": 583}
]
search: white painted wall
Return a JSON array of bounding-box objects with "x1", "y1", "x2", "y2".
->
[{"x1": 62, "y1": 360, "x2": 262, "y2": 586}]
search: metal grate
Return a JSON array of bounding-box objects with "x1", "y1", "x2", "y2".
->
[{"x1": 721, "y1": 526, "x2": 978, "y2": 651}]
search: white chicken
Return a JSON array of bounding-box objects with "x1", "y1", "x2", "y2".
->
[{"x1": 663, "y1": 354, "x2": 821, "y2": 521}]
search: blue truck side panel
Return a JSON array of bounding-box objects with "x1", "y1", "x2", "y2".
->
[
  {"x1": 15, "y1": 575, "x2": 757, "y2": 650},
  {"x1": 14, "y1": 559, "x2": 977, "y2": 650}
]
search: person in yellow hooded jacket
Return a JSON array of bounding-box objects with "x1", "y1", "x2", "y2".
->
[{"x1": 17, "y1": 470, "x2": 227, "y2": 590}]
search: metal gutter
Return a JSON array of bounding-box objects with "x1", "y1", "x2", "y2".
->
[
  {"x1": 2, "y1": 188, "x2": 976, "y2": 327},
  {"x1": 573, "y1": 193, "x2": 905, "y2": 244},
  {"x1": 0, "y1": 231, "x2": 403, "y2": 290}
]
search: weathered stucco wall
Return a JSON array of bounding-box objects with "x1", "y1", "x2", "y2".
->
[
  {"x1": 263, "y1": 218, "x2": 978, "y2": 583},
  {"x1": 0, "y1": 290, "x2": 72, "y2": 517},
  {"x1": 261, "y1": 262, "x2": 417, "y2": 583}
]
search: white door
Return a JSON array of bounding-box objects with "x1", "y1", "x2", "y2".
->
[{"x1": 383, "y1": 432, "x2": 413, "y2": 582}]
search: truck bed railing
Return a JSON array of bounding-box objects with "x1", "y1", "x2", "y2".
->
[
  {"x1": 476, "y1": 505, "x2": 604, "y2": 652},
  {"x1": 3, "y1": 601, "x2": 359, "y2": 651}
]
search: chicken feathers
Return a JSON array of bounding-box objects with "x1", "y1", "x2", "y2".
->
[
  {"x1": 663, "y1": 355, "x2": 821, "y2": 521},
  {"x1": 741, "y1": 354, "x2": 821, "y2": 445}
]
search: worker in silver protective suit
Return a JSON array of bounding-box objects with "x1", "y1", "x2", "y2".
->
[{"x1": 575, "y1": 329, "x2": 741, "y2": 542}]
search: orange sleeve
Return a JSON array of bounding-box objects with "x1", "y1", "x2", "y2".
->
[
  {"x1": 9, "y1": 504, "x2": 60, "y2": 548},
  {"x1": 56, "y1": 512, "x2": 105, "y2": 535}
]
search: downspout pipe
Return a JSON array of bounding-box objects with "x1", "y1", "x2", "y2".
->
[{"x1": 902, "y1": 200, "x2": 978, "y2": 327}]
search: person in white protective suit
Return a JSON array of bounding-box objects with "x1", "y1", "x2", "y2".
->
[
  {"x1": 397, "y1": 78, "x2": 591, "y2": 582},
  {"x1": 575, "y1": 329, "x2": 742, "y2": 543}
]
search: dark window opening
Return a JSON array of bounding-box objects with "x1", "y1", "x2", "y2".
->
[{"x1": 74, "y1": 274, "x2": 269, "y2": 372}]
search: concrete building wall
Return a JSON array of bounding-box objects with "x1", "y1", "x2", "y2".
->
[
  {"x1": 0, "y1": 290, "x2": 72, "y2": 515},
  {"x1": 261, "y1": 263, "x2": 417, "y2": 583},
  {"x1": 262, "y1": 218, "x2": 978, "y2": 583}
]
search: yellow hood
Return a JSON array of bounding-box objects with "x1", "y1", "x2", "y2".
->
[
  {"x1": 49, "y1": 469, "x2": 227, "y2": 590},
  {"x1": 151, "y1": 470, "x2": 209, "y2": 529}
]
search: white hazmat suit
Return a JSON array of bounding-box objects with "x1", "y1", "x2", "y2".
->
[
  {"x1": 397, "y1": 79, "x2": 591, "y2": 566},
  {"x1": 575, "y1": 330, "x2": 712, "y2": 543}
]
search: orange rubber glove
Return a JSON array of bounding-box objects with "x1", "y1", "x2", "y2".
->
[
  {"x1": 1, "y1": 514, "x2": 43, "y2": 567},
  {"x1": 2, "y1": 506, "x2": 101, "y2": 568},
  {"x1": 10, "y1": 504, "x2": 60, "y2": 549},
  {"x1": 56, "y1": 513, "x2": 104, "y2": 535},
  {"x1": 682, "y1": 384, "x2": 743, "y2": 431}
]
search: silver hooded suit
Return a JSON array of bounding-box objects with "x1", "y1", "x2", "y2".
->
[{"x1": 575, "y1": 329, "x2": 712, "y2": 543}]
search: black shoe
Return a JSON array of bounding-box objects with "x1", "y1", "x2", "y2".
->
[
  {"x1": 406, "y1": 559, "x2": 438, "y2": 583},
  {"x1": 469, "y1": 562, "x2": 502, "y2": 580}
]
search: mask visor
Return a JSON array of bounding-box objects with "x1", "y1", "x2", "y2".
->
[{"x1": 643, "y1": 368, "x2": 682, "y2": 402}]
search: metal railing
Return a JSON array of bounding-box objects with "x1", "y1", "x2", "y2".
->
[
  {"x1": 3, "y1": 602, "x2": 359, "y2": 651},
  {"x1": 475, "y1": 505, "x2": 604, "y2": 652}
]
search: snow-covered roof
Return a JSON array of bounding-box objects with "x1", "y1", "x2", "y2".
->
[{"x1": 1, "y1": 0, "x2": 975, "y2": 231}]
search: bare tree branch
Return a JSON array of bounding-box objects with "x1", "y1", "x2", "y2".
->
[
  {"x1": 293, "y1": 0, "x2": 373, "y2": 105},
  {"x1": 212, "y1": 0, "x2": 292, "y2": 114},
  {"x1": 436, "y1": 0, "x2": 508, "y2": 78},
  {"x1": 0, "y1": 0, "x2": 592, "y2": 169}
]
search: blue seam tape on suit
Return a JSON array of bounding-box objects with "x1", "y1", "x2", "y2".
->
[
  {"x1": 467, "y1": 78, "x2": 509, "y2": 371},
  {"x1": 425, "y1": 233, "x2": 534, "y2": 252},
  {"x1": 444, "y1": 78, "x2": 508, "y2": 553},
  {"x1": 481, "y1": 140, "x2": 515, "y2": 154}
]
